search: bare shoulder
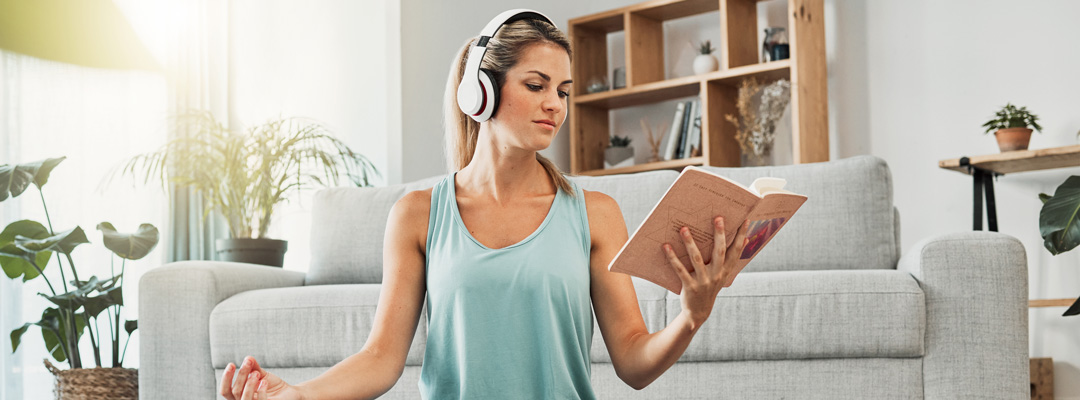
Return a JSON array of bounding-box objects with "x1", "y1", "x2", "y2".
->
[
  {"x1": 583, "y1": 189, "x2": 627, "y2": 241},
  {"x1": 389, "y1": 188, "x2": 434, "y2": 253}
]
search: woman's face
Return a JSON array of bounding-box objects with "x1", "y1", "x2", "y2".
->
[{"x1": 490, "y1": 41, "x2": 572, "y2": 152}]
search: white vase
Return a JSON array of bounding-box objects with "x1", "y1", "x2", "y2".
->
[{"x1": 693, "y1": 54, "x2": 719, "y2": 75}]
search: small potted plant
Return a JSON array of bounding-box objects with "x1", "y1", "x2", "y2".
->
[
  {"x1": 692, "y1": 40, "x2": 719, "y2": 75},
  {"x1": 982, "y1": 103, "x2": 1042, "y2": 152},
  {"x1": 604, "y1": 135, "x2": 634, "y2": 169}
]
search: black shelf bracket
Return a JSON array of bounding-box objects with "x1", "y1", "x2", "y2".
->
[{"x1": 959, "y1": 156, "x2": 1004, "y2": 232}]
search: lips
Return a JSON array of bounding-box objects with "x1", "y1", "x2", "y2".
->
[{"x1": 534, "y1": 120, "x2": 556, "y2": 128}]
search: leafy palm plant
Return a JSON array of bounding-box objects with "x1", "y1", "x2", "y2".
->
[
  {"x1": 1, "y1": 157, "x2": 159, "y2": 369},
  {"x1": 113, "y1": 111, "x2": 379, "y2": 239}
]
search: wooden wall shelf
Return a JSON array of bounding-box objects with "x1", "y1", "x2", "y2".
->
[{"x1": 567, "y1": 0, "x2": 829, "y2": 175}]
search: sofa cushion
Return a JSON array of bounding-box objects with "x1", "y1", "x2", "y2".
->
[
  {"x1": 698, "y1": 155, "x2": 899, "y2": 272},
  {"x1": 669, "y1": 269, "x2": 925, "y2": 362},
  {"x1": 307, "y1": 175, "x2": 444, "y2": 285},
  {"x1": 209, "y1": 284, "x2": 427, "y2": 368}
]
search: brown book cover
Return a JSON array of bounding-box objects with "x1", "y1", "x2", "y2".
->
[{"x1": 607, "y1": 166, "x2": 808, "y2": 294}]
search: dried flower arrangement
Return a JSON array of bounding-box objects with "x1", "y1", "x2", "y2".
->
[
  {"x1": 724, "y1": 77, "x2": 792, "y2": 161},
  {"x1": 640, "y1": 117, "x2": 667, "y2": 162}
]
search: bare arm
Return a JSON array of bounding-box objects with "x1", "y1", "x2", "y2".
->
[
  {"x1": 294, "y1": 190, "x2": 430, "y2": 400},
  {"x1": 586, "y1": 190, "x2": 748, "y2": 390}
]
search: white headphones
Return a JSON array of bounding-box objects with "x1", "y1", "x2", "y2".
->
[{"x1": 456, "y1": 9, "x2": 556, "y2": 122}]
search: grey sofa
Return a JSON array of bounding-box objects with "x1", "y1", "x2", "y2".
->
[{"x1": 139, "y1": 155, "x2": 1029, "y2": 399}]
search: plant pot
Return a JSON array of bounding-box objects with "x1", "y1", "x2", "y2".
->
[
  {"x1": 994, "y1": 127, "x2": 1033, "y2": 152},
  {"x1": 693, "y1": 54, "x2": 719, "y2": 75},
  {"x1": 216, "y1": 238, "x2": 288, "y2": 267},
  {"x1": 604, "y1": 146, "x2": 635, "y2": 169},
  {"x1": 45, "y1": 359, "x2": 138, "y2": 400}
]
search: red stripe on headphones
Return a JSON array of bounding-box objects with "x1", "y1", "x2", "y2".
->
[{"x1": 472, "y1": 80, "x2": 487, "y2": 117}]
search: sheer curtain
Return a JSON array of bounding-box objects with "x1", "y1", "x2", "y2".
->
[{"x1": 0, "y1": 50, "x2": 168, "y2": 399}]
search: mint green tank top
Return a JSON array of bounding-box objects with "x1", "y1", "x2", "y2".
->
[{"x1": 420, "y1": 172, "x2": 596, "y2": 399}]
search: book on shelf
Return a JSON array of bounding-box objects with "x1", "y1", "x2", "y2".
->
[
  {"x1": 607, "y1": 166, "x2": 808, "y2": 294},
  {"x1": 663, "y1": 102, "x2": 687, "y2": 161},
  {"x1": 682, "y1": 99, "x2": 700, "y2": 158},
  {"x1": 674, "y1": 100, "x2": 693, "y2": 159}
]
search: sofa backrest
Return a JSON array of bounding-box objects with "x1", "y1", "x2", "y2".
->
[
  {"x1": 306, "y1": 155, "x2": 899, "y2": 285},
  {"x1": 570, "y1": 155, "x2": 900, "y2": 273}
]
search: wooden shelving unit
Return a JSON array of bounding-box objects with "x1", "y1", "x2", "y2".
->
[{"x1": 567, "y1": 0, "x2": 829, "y2": 176}]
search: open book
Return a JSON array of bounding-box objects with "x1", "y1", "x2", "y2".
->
[{"x1": 607, "y1": 166, "x2": 808, "y2": 294}]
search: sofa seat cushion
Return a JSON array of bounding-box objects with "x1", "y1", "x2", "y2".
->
[
  {"x1": 669, "y1": 269, "x2": 925, "y2": 362},
  {"x1": 209, "y1": 284, "x2": 427, "y2": 368}
]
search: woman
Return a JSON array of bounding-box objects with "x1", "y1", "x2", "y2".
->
[{"x1": 220, "y1": 11, "x2": 750, "y2": 400}]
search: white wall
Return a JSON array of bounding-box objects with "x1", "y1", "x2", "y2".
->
[{"x1": 400, "y1": 0, "x2": 1080, "y2": 396}]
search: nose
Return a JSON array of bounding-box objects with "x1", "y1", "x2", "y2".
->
[{"x1": 542, "y1": 90, "x2": 564, "y2": 113}]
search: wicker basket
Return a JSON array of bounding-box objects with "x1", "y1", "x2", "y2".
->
[{"x1": 44, "y1": 359, "x2": 138, "y2": 400}]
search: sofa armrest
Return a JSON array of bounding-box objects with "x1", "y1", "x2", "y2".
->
[
  {"x1": 138, "y1": 261, "x2": 306, "y2": 400},
  {"x1": 896, "y1": 231, "x2": 1028, "y2": 399}
]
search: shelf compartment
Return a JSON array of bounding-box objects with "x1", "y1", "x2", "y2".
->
[
  {"x1": 577, "y1": 157, "x2": 706, "y2": 177},
  {"x1": 631, "y1": 0, "x2": 720, "y2": 20},
  {"x1": 568, "y1": 11, "x2": 625, "y2": 33},
  {"x1": 573, "y1": 60, "x2": 790, "y2": 109}
]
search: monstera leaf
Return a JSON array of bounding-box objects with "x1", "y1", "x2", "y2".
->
[
  {"x1": 0, "y1": 157, "x2": 65, "y2": 202},
  {"x1": 10, "y1": 307, "x2": 86, "y2": 362},
  {"x1": 97, "y1": 222, "x2": 159, "y2": 260},
  {"x1": 0, "y1": 220, "x2": 53, "y2": 282},
  {"x1": 14, "y1": 226, "x2": 90, "y2": 255},
  {"x1": 39, "y1": 276, "x2": 99, "y2": 310},
  {"x1": 1040, "y1": 176, "x2": 1080, "y2": 256}
]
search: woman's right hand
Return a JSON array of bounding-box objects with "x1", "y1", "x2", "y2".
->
[{"x1": 220, "y1": 356, "x2": 303, "y2": 400}]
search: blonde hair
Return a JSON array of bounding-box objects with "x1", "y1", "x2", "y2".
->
[{"x1": 443, "y1": 18, "x2": 576, "y2": 197}]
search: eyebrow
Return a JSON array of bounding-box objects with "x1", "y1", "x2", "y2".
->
[{"x1": 528, "y1": 70, "x2": 573, "y2": 85}]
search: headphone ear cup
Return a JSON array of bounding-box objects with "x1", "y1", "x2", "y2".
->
[{"x1": 473, "y1": 69, "x2": 499, "y2": 122}]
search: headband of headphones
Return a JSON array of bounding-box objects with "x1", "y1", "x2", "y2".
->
[{"x1": 457, "y1": 9, "x2": 556, "y2": 122}]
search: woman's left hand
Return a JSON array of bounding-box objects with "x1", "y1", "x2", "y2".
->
[{"x1": 663, "y1": 216, "x2": 750, "y2": 329}]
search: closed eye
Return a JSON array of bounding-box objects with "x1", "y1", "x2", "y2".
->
[{"x1": 527, "y1": 84, "x2": 570, "y2": 99}]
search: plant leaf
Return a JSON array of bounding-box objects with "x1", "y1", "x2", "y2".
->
[
  {"x1": 39, "y1": 276, "x2": 99, "y2": 310},
  {"x1": 1039, "y1": 176, "x2": 1080, "y2": 255},
  {"x1": 10, "y1": 323, "x2": 31, "y2": 353},
  {"x1": 0, "y1": 220, "x2": 53, "y2": 281},
  {"x1": 0, "y1": 157, "x2": 66, "y2": 202},
  {"x1": 39, "y1": 308, "x2": 87, "y2": 363},
  {"x1": 97, "y1": 222, "x2": 159, "y2": 260},
  {"x1": 15, "y1": 226, "x2": 89, "y2": 255},
  {"x1": 82, "y1": 286, "x2": 123, "y2": 319},
  {"x1": 125, "y1": 320, "x2": 137, "y2": 334}
]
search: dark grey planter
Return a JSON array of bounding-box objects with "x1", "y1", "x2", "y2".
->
[{"x1": 215, "y1": 238, "x2": 288, "y2": 267}]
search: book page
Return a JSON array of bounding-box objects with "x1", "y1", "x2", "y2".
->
[
  {"x1": 732, "y1": 192, "x2": 807, "y2": 271},
  {"x1": 608, "y1": 167, "x2": 763, "y2": 294}
]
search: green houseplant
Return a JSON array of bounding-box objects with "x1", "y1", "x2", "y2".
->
[
  {"x1": 114, "y1": 111, "x2": 379, "y2": 267},
  {"x1": 982, "y1": 103, "x2": 1043, "y2": 152},
  {"x1": 1, "y1": 157, "x2": 158, "y2": 398},
  {"x1": 1038, "y1": 176, "x2": 1080, "y2": 315},
  {"x1": 604, "y1": 135, "x2": 634, "y2": 169}
]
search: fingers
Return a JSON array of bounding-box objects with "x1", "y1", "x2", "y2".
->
[
  {"x1": 231, "y1": 358, "x2": 252, "y2": 399},
  {"x1": 220, "y1": 362, "x2": 236, "y2": 399},
  {"x1": 711, "y1": 217, "x2": 726, "y2": 273},
  {"x1": 663, "y1": 244, "x2": 693, "y2": 284},
  {"x1": 726, "y1": 220, "x2": 750, "y2": 264},
  {"x1": 241, "y1": 369, "x2": 261, "y2": 400},
  {"x1": 679, "y1": 226, "x2": 705, "y2": 274}
]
